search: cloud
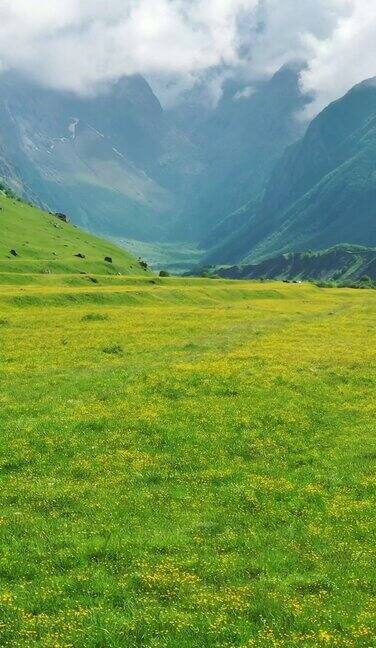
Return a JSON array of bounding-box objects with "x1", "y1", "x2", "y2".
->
[
  {"x1": 0, "y1": 0, "x2": 374, "y2": 113},
  {"x1": 0, "y1": 0, "x2": 258, "y2": 96},
  {"x1": 300, "y1": 1, "x2": 376, "y2": 117}
]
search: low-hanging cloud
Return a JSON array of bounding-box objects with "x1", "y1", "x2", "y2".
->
[
  {"x1": 0, "y1": 0, "x2": 374, "y2": 113},
  {"x1": 0, "y1": 0, "x2": 259, "y2": 95},
  {"x1": 300, "y1": 1, "x2": 376, "y2": 117}
]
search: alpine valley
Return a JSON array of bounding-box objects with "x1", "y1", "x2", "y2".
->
[
  {"x1": 201, "y1": 77, "x2": 376, "y2": 270},
  {"x1": 1, "y1": 33, "x2": 376, "y2": 648},
  {"x1": 0, "y1": 66, "x2": 306, "y2": 245},
  {"x1": 0, "y1": 66, "x2": 375, "y2": 278}
]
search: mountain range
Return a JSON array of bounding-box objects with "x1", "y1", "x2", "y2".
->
[
  {"x1": 0, "y1": 73, "x2": 185, "y2": 240},
  {"x1": 168, "y1": 64, "x2": 307, "y2": 240},
  {"x1": 0, "y1": 66, "x2": 305, "y2": 244},
  {"x1": 0, "y1": 67, "x2": 375, "y2": 270},
  {"x1": 203, "y1": 77, "x2": 376, "y2": 266},
  {"x1": 210, "y1": 245, "x2": 376, "y2": 284}
]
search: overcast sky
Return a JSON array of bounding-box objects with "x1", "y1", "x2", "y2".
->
[{"x1": 0, "y1": 0, "x2": 374, "y2": 115}]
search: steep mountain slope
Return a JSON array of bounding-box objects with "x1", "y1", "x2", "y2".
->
[
  {"x1": 0, "y1": 188, "x2": 147, "y2": 275},
  {"x1": 204, "y1": 78, "x2": 376, "y2": 265},
  {"x1": 0, "y1": 73, "x2": 194, "y2": 241},
  {"x1": 0, "y1": 67, "x2": 306, "y2": 244},
  {"x1": 170, "y1": 65, "x2": 307, "y2": 240},
  {"x1": 0, "y1": 142, "x2": 30, "y2": 200},
  {"x1": 212, "y1": 245, "x2": 376, "y2": 283}
]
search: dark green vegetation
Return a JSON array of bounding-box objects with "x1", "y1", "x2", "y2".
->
[
  {"x1": 204, "y1": 245, "x2": 376, "y2": 286},
  {"x1": 0, "y1": 272, "x2": 375, "y2": 647},
  {"x1": 203, "y1": 78, "x2": 376, "y2": 266},
  {"x1": 0, "y1": 191, "x2": 148, "y2": 276},
  {"x1": 0, "y1": 180, "x2": 19, "y2": 201}
]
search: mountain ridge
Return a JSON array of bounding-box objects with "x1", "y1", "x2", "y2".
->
[
  {"x1": 201, "y1": 244, "x2": 376, "y2": 285},
  {"x1": 0, "y1": 66, "x2": 306, "y2": 243},
  {"x1": 202, "y1": 77, "x2": 376, "y2": 266}
]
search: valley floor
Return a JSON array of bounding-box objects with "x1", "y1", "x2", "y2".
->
[
  {"x1": 0, "y1": 275, "x2": 375, "y2": 647},
  {"x1": 113, "y1": 238, "x2": 204, "y2": 274}
]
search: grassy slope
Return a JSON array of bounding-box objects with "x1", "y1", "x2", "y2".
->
[
  {"x1": 0, "y1": 271, "x2": 375, "y2": 647},
  {"x1": 0, "y1": 191, "x2": 148, "y2": 276}
]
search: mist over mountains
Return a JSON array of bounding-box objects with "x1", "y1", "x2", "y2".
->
[
  {"x1": 203, "y1": 76, "x2": 376, "y2": 266},
  {"x1": 0, "y1": 62, "x2": 375, "y2": 269},
  {"x1": 0, "y1": 65, "x2": 306, "y2": 243},
  {"x1": 0, "y1": 73, "x2": 183, "y2": 240}
]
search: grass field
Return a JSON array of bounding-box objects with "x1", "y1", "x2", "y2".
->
[{"x1": 0, "y1": 274, "x2": 375, "y2": 647}]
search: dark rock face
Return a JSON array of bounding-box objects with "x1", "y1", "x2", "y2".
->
[
  {"x1": 54, "y1": 212, "x2": 70, "y2": 223},
  {"x1": 138, "y1": 258, "x2": 148, "y2": 270},
  {"x1": 214, "y1": 245, "x2": 376, "y2": 283}
]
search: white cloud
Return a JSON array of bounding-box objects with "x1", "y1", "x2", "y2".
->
[
  {"x1": 0, "y1": 0, "x2": 374, "y2": 113},
  {"x1": 300, "y1": 1, "x2": 376, "y2": 117},
  {"x1": 0, "y1": 0, "x2": 258, "y2": 96}
]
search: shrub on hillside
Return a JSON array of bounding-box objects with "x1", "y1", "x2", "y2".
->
[{"x1": 0, "y1": 180, "x2": 18, "y2": 200}]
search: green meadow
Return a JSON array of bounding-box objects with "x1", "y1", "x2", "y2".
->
[{"x1": 0, "y1": 271, "x2": 375, "y2": 648}]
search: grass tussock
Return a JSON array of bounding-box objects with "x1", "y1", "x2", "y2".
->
[
  {"x1": 82, "y1": 312, "x2": 110, "y2": 322},
  {"x1": 102, "y1": 343, "x2": 124, "y2": 355}
]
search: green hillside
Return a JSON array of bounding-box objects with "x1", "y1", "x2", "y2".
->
[
  {"x1": 204, "y1": 78, "x2": 376, "y2": 265},
  {"x1": 0, "y1": 190, "x2": 148, "y2": 276},
  {"x1": 210, "y1": 245, "x2": 376, "y2": 285}
]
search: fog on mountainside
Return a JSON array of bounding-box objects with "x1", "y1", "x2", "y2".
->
[
  {"x1": 0, "y1": 65, "x2": 306, "y2": 245},
  {"x1": 1, "y1": 66, "x2": 376, "y2": 271},
  {"x1": 0, "y1": 73, "x2": 183, "y2": 240}
]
